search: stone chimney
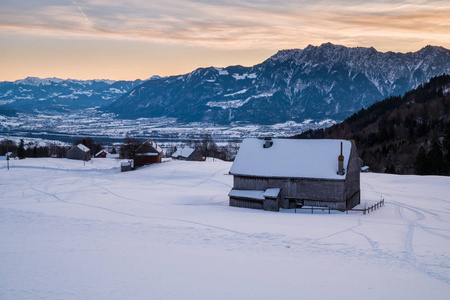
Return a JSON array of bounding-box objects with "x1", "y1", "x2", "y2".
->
[
  {"x1": 337, "y1": 141, "x2": 345, "y2": 175},
  {"x1": 263, "y1": 137, "x2": 273, "y2": 148}
]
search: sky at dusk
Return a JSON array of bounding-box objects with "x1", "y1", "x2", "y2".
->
[{"x1": 1, "y1": 0, "x2": 450, "y2": 81}]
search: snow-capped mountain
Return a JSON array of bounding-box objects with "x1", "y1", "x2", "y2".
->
[
  {"x1": 0, "y1": 77, "x2": 144, "y2": 113},
  {"x1": 109, "y1": 43, "x2": 450, "y2": 124}
]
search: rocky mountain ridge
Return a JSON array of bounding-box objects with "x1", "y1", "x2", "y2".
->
[{"x1": 109, "y1": 43, "x2": 450, "y2": 124}]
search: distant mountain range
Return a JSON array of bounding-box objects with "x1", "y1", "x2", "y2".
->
[
  {"x1": 0, "y1": 77, "x2": 148, "y2": 114},
  {"x1": 108, "y1": 43, "x2": 450, "y2": 124},
  {"x1": 1, "y1": 43, "x2": 450, "y2": 125}
]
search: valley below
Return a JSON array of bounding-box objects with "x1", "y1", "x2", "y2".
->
[{"x1": 0, "y1": 109, "x2": 336, "y2": 146}]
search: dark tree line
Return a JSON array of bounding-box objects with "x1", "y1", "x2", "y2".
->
[
  {"x1": 0, "y1": 139, "x2": 71, "y2": 158},
  {"x1": 1, "y1": 136, "x2": 108, "y2": 159},
  {"x1": 73, "y1": 137, "x2": 103, "y2": 156},
  {"x1": 414, "y1": 124, "x2": 450, "y2": 175},
  {"x1": 119, "y1": 135, "x2": 143, "y2": 159},
  {"x1": 189, "y1": 134, "x2": 239, "y2": 161},
  {"x1": 294, "y1": 74, "x2": 450, "y2": 175},
  {"x1": 2, "y1": 134, "x2": 239, "y2": 162}
]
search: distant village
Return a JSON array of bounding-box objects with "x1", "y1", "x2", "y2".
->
[{"x1": 0, "y1": 134, "x2": 238, "y2": 163}]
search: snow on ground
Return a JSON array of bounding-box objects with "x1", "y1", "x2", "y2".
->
[{"x1": 0, "y1": 158, "x2": 449, "y2": 299}]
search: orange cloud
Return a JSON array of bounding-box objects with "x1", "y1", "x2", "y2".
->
[
  {"x1": 1, "y1": 0, "x2": 450, "y2": 80},
  {"x1": 1, "y1": 0, "x2": 450, "y2": 51}
]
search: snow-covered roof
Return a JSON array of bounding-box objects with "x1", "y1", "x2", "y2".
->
[
  {"x1": 263, "y1": 188, "x2": 280, "y2": 199},
  {"x1": 228, "y1": 188, "x2": 281, "y2": 200},
  {"x1": 95, "y1": 150, "x2": 109, "y2": 156},
  {"x1": 76, "y1": 144, "x2": 90, "y2": 153},
  {"x1": 147, "y1": 139, "x2": 162, "y2": 153},
  {"x1": 171, "y1": 147, "x2": 195, "y2": 158},
  {"x1": 142, "y1": 139, "x2": 162, "y2": 153},
  {"x1": 106, "y1": 153, "x2": 120, "y2": 159},
  {"x1": 229, "y1": 138, "x2": 352, "y2": 180},
  {"x1": 228, "y1": 189, "x2": 265, "y2": 200}
]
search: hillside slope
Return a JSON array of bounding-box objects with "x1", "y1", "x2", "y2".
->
[
  {"x1": 1, "y1": 158, "x2": 449, "y2": 299},
  {"x1": 295, "y1": 74, "x2": 450, "y2": 174}
]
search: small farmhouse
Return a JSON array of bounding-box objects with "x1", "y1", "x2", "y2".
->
[
  {"x1": 228, "y1": 138, "x2": 361, "y2": 212},
  {"x1": 171, "y1": 146, "x2": 203, "y2": 161},
  {"x1": 134, "y1": 139, "x2": 162, "y2": 168},
  {"x1": 67, "y1": 144, "x2": 91, "y2": 161},
  {"x1": 95, "y1": 150, "x2": 120, "y2": 159},
  {"x1": 95, "y1": 149, "x2": 108, "y2": 158}
]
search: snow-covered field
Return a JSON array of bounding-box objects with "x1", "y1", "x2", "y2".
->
[{"x1": 1, "y1": 158, "x2": 449, "y2": 299}]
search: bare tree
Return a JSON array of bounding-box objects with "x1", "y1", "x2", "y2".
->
[{"x1": 119, "y1": 135, "x2": 142, "y2": 159}]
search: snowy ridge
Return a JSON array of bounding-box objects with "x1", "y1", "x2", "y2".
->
[
  {"x1": 110, "y1": 43, "x2": 450, "y2": 124},
  {"x1": 13, "y1": 77, "x2": 115, "y2": 86},
  {"x1": 1, "y1": 77, "x2": 144, "y2": 113}
]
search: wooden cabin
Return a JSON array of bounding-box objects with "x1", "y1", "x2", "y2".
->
[
  {"x1": 134, "y1": 139, "x2": 162, "y2": 168},
  {"x1": 171, "y1": 146, "x2": 203, "y2": 161},
  {"x1": 95, "y1": 149, "x2": 108, "y2": 158},
  {"x1": 67, "y1": 144, "x2": 91, "y2": 161},
  {"x1": 121, "y1": 161, "x2": 134, "y2": 172},
  {"x1": 228, "y1": 138, "x2": 361, "y2": 212},
  {"x1": 94, "y1": 150, "x2": 120, "y2": 159}
]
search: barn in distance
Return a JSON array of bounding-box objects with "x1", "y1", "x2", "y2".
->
[
  {"x1": 134, "y1": 139, "x2": 162, "y2": 168},
  {"x1": 67, "y1": 144, "x2": 91, "y2": 161},
  {"x1": 228, "y1": 138, "x2": 361, "y2": 212},
  {"x1": 171, "y1": 146, "x2": 203, "y2": 161}
]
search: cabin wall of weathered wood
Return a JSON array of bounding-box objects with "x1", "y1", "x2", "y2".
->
[
  {"x1": 67, "y1": 147, "x2": 91, "y2": 161},
  {"x1": 187, "y1": 150, "x2": 204, "y2": 161},
  {"x1": 343, "y1": 143, "x2": 361, "y2": 210},
  {"x1": 230, "y1": 197, "x2": 263, "y2": 210},
  {"x1": 233, "y1": 176, "x2": 346, "y2": 210},
  {"x1": 135, "y1": 153, "x2": 161, "y2": 168},
  {"x1": 262, "y1": 193, "x2": 281, "y2": 211}
]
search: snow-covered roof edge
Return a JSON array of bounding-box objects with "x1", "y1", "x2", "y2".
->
[
  {"x1": 76, "y1": 144, "x2": 90, "y2": 153},
  {"x1": 143, "y1": 139, "x2": 162, "y2": 153},
  {"x1": 229, "y1": 138, "x2": 353, "y2": 180},
  {"x1": 95, "y1": 150, "x2": 109, "y2": 156},
  {"x1": 171, "y1": 147, "x2": 195, "y2": 158}
]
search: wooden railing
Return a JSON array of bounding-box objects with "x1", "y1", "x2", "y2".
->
[
  {"x1": 348, "y1": 198, "x2": 384, "y2": 214},
  {"x1": 294, "y1": 198, "x2": 385, "y2": 215}
]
